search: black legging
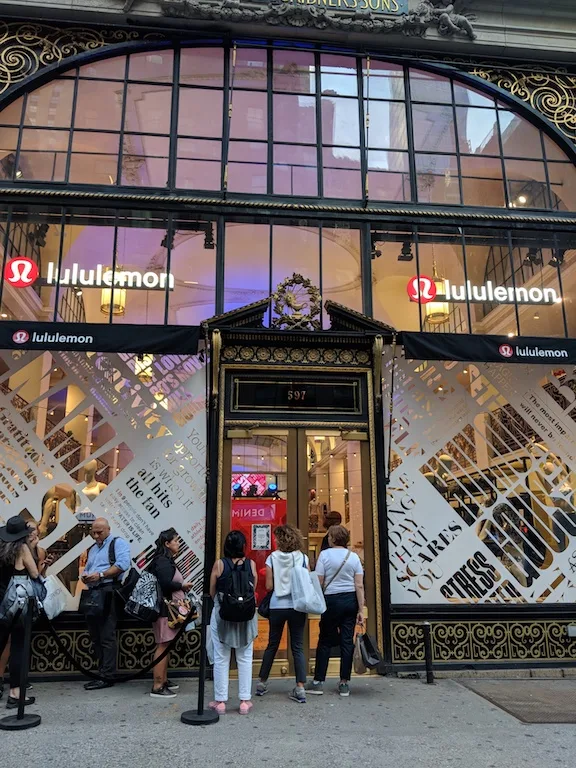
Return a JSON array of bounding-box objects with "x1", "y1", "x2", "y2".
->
[
  {"x1": 259, "y1": 608, "x2": 307, "y2": 685},
  {"x1": 0, "y1": 623, "x2": 25, "y2": 689}
]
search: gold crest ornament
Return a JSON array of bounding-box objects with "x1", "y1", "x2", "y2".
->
[{"x1": 272, "y1": 274, "x2": 322, "y2": 331}]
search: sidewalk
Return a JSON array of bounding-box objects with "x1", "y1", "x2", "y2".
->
[{"x1": 2, "y1": 677, "x2": 574, "y2": 768}]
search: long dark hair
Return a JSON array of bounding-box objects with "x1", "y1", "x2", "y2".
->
[
  {"x1": 223, "y1": 530, "x2": 246, "y2": 559},
  {"x1": 0, "y1": 539, "x2": 26, "y2": 566},
  {"x1": 154, "y1": 527, "x2": 178, "y2": 558}
]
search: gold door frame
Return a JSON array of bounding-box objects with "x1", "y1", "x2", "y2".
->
[{"x1": 215, "y1": 362, "x2": 383, "y2": 655}]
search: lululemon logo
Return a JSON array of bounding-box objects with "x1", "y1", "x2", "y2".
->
[
  {"x1": 499, "y1": 344, "x2": 514, "y2": 358},
  {"x1": 12, "y1": 330, "x2": 30, "y2": 344},
  {"x1": 3, "y1": 257, "x2": 39, "y2": 288},
  {"x1": 407, "y1": 276, "x2": 437, "y2": 304}
]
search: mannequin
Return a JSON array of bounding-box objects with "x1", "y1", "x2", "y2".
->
[
  {"x1": 80, "y1": 459, "x2": 108, "y2": 501},
  {"x1": 308, "y1": 489, "x2": 322, "y2": 532},
  {"x1": 39, "y1": 484, "x2": 81, "y2": 537}
]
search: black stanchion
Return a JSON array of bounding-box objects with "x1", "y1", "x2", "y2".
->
[
  {"x1": 181, "y1": 595, "x2": 219, "y2": 726},
  {"x1": 0, "y1": 598, "x2": 41, "y2": 731},
  {"x1": 422, "y1": 622, "x2": 434, "y2": 685}
]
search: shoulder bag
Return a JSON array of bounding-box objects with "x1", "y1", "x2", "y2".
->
[{"x1": 321, "y1": 550, "x2": 351, "y2": 593}]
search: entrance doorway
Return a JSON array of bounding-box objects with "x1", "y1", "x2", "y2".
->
[{"x1": 221, "y1": 427, "x2": 375, "y2": 678}]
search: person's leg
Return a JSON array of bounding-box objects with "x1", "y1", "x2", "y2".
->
[
  {"x1": 153, "y1": 643, "x2": 170, "y2": 690},
  {"x1": 99, "y1": 597, "x2": 118, "y2": 680},
  {"x1": 258, "y1": 609, "x2": 288, "y2": 683},
  {"x1": 235, "y1": 640, "x2": 254, "y2": 703},
  {"x1": 312, "y1": 596, "x2": 340, "y2": 683},
  {"x1": 211, "y1": 624, "x2": 231, "y2": 704},
  {"x1": 338, "y1": 594, "x2": 358, "y2": 683},
  {"x1": 0, "y1": 634, "x2": 10, "y2": 693},
  {"x1": 287, "y1": 609, "x2": 307, "y2": 687}
]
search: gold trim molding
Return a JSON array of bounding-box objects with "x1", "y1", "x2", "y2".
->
[
  {"x1": 391, "y1": 620, "x2": 576, "y2": 664},
  {"x1": 222, "y1": 345, "x2": 371, "y2": 367},
  {"x1": 0, "y1": 21, "x2": 161, "y2": 96}
]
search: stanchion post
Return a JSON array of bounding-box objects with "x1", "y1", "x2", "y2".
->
[
  {"x1": 422, "y1": 622, "x2": 434, "y2": 685},
  {"x1": 181, "y1": 594, "x2": 219, "y2": 726},
  {"x1": 0, "y1": 597, "x2": 41, "y2": 731}
]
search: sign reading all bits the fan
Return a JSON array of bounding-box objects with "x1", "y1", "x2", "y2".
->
[{"x1": 280, "y1": 0, "x2": 407, "y2": 11}]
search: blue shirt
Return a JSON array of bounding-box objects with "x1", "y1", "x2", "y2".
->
[{"x1": 85, "y1": 534, "x2": 130, "y2": 586}]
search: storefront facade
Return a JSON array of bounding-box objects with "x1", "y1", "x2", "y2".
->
[{"x1": 0, "y1": 1, "x2": 575, "y2": 675}]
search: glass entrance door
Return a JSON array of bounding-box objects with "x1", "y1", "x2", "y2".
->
[{"x1": 221, "y1": 427, "x2": 374, "y2": 678}]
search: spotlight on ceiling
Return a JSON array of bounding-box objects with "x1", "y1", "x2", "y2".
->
[
  {"x1": 204, "y1": 224, "x2": 215, "y2": 250},
  {"x1": 524, "y1": 247, "x2": 543, "y2": 267},
  {"x1": 548, "y1": 250, "x2": 565, "y2": 268},
  {"x1": 398, "y1": 241, "x2": 414, "y2": 262},
  {"x1": 371, "y1": 247, "x2": 382, "y2": 260}
]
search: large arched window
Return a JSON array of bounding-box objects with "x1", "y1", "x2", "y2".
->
[{"x1": 0, "y1": 45, "x2": 574, "y2": 211}]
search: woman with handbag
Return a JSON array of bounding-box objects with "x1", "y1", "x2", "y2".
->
[
  {"x1": 0, "y1": 516, "x2": 39, "y2": 709},
  {"x1": 147, "y1": 528, "x2": 194, "y2": 699},
  {"x1": 256, "y1": 524, "x2": 310, "y2": 704},
  {"x1": 306, "y1": 525, "x2": 364, "y2": 698}
]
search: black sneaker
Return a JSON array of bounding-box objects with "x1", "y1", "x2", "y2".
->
[
  {"x1": 166, "y1": 679, "x2": 180, "y2": 692},
  {"x1": 150, "y1": 685, "x2": 177, "y2": 699},
  {"x1": 6, "y1": 695, "x2": 36, "y2": 709}
]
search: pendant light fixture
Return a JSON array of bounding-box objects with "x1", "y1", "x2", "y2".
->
[
  {"x1": 100, "y1": 265, "x2": 127, "y2": 316},
  {"x1": 424, "y1": 259, "x2": 450, "y2": 325}
]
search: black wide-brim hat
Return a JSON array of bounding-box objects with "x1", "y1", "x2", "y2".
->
[{"x1": 0, "y1": 515, "x2": 30, "y2": 542}]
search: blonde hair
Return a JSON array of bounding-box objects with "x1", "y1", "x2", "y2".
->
[{"x1": 274, "y1": 524, "x2": 304, "y2": 553}]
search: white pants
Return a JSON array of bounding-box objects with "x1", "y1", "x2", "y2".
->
[{"x1": 210, "y1": 610, "x2": 253, "y2": 702}]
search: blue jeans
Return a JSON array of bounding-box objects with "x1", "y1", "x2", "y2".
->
[{"x1": 314, "y1": 592, "x2": 357, "y2": 683}]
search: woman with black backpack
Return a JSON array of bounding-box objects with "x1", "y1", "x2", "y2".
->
[
  {"x1": 147, "y1": 528, "x2": 194, "y2": 699},
  {"x1": 209, "y1": 530, "x2": 258, "y2": 715}
]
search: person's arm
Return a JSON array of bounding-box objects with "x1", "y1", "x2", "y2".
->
[
  {"x1": 155, "y1": 557, "x2": 185, "y2": 595},
  {"x1": 22, "y1": 546, "x2": 39, "y2": 580},
  {"x1": 265, "y1": 565, "x2": 273, "y2": 592},
  {"x1": 251, "y1": 560, "x2": 258, "y2": 593},
  {"x1": 37, "y1": 546, "x2": 48, "y2": 575},
  {"x1": 209, "y1": 560, "x2": 222, "y2": 599},
  {"x1": 315, "y1": 552, "x2": 325, "y2": 589},
  {"x1": 354, "y1": 556, "x2": 365, "y2": 625}
]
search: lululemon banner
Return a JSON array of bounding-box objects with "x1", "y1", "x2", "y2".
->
[
  {"x1": 0, "y1": 321, "x2": 200, "y2": 354},
  {"x1": 402, "y1": 332, "x2": 576, "y2": 365}
]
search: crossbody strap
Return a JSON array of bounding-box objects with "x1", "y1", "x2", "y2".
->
[{"x1": 322, "y1": 550, "x2": 351, "y2": 593}]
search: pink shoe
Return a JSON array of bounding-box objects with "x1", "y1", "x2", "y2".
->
[
  {"x1": 239, "y1": 701, "x2": 253, "y2": 715},
  {"x1": 208, "y1": 701, "x2": 226, "y2": 715}
]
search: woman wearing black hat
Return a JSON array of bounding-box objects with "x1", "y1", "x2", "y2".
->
[{"x1": 0, "y1": 516, "x2": 39, "y2": 708}]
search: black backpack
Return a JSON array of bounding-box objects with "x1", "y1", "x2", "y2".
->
[{"x1": 219, "y1": 558, "x2": 256, "y2": 623}]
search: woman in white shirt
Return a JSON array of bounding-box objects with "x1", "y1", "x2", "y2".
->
[
  {"x1": 306, "y1": 525, "x2": 364, "y2": 697},
  {"x1": 256, "y1": 524, "x2": 310, "y2": 704}
]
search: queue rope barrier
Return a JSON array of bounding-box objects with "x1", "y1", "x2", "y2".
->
[{"x1": 41, "y1": 600, "x2": 202, "y2": 684}]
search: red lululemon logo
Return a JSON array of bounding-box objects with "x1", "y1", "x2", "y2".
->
[
  {"x1": 407, "y1": 276, "x2": 437, "y2": 304},
  {"x1": 499, "y1": 344, "x2": 514, "y2": 358},
  {"x1": 3, "y1": 257, "x2": 39, "y2": 288},
  {"x1": 12, "y1": 330, "x2": 30, "y2": 344}
]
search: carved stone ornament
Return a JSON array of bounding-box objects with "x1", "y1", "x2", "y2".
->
[
  {"x1": 161, "y1": 0, "x2": 477, "y2": 39},
  {"x1": 272, "y1": 273, "x2": 322, "y2": 331}
]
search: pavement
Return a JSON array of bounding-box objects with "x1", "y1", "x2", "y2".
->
[{"x1": 1, "y1": 676, "x2": 575, "y2": 768}]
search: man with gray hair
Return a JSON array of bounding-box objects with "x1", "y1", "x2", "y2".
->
[{"x1": 80, "y1": 518, "x2": 130, "y2": 690}]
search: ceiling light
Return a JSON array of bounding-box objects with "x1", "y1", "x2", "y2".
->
[
  {"x1": 524, "y1": 248, "x2": 543, "y2": 267},
  {"x1": 517, "y1": 195, "x2": 528, "y2": 205},
  {"x1": 548, "y1": 250, "x2": 565, "y2": 268},
  {"x1": 508, "y1": 332, "x2": 515, "y2": 338},
  {"x1": 100, "y1": 266, "x2": 126, "y2": 316},
  {"x1": 0, "y1": 313, "x2": 7, "y2": 318},
  {"x1": 371, "y1": 247, "x2": 382, "y2": 260},
  {"x1": 424, "y1": 261, "x2": 450, "y2": 325},
  {"x1": 398, "y1": 241, "x2": 414, "y2": 262},
  {"x1": 463, "y1": 368, "x2": 468, "y2": 374},
  {"x1": 184, "y1": 281, "x2": 199, "y2": 285}
]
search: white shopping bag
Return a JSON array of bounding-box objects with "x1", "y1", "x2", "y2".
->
[
  {"x1": 42, "y1": 575, "x2": 68, "y2": 620},
  {"x1": 290, "y1": 553, "x2": 326, "y2": 615}
]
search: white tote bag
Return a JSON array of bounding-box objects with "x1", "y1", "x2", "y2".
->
[
  {"x1": 42, "y1": 575, "x2": 68, "y2": 620},
  {"x1": 290, "y1": 553, "x2": 326, "y2": 615}
]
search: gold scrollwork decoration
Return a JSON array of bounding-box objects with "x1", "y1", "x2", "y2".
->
[
  {"x1": 0, "y1": 22, "x2": 162, "y2": 96},
  {"x1": 470, "y1": 66, "x2": 576, "y2": 142}
]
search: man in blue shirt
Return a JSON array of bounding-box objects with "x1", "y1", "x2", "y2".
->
[{"x1": 81, "y1": 517, "x2": 130, "y2": 690}]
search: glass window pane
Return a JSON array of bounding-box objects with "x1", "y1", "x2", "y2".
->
[
  {"x1": 179, "y1": 89, "x2": 223, "y2": 137},
  {"x1": 324, "y1": 168, "x2": 362, "y2": 200},
  {"x1": 274, "y1": 94, "x2": 316, "y2": 144},
  {"x1": 416, "y1": 154, "x2": 461, "y2": 205},
  {"x1": 70, "y1": 132, "x2": 119, "y2": 184},
  {"x1": 544, "y1": 135, "x2": 570, "y2": 162},
  {"x1": 75, "y1": 80, "x2": 123, "y2": 131},
  {"x1": 460, "y1": 156, "x2": 505, "y2": 207},
  {"x1": 363, "y1": 60, "x2": 405, "y2": 101},
  {"x1": 505, "y1": 159, "x2": 549, "y2": 209},
  {"x1": 121, "y1": 135, "x2": 169, "y2": 187},
  {"x1": 230, "y1": 91, "x2": 267, "y2": 140},
  {"x1": 228, "y1": 142, "x2": 267, "y2": 194},
  {"x1": 274, "y1": 164, "x2": 317, "y2": 197},
  {"x1": 18, "y1": 151, "x2": 67, "y2": 182},
  {"x1": 0, "y1": 129, "x2": 19, "y2": 179},
  {"x1": 418, "y1": 229, "x2": 468, "y2": 333},
  {"x1": 233, "y1": 48, "x2": 267, "y2": 90},
  {"x1": 366, "y1": 101, "x2": 408, "y2": 150},
  {"x1": 371, "y1": 228, "x2": 418, "y2": 329},
  {"x1": 320, "y1": 55, "x2": 357, "y2": 97},
  {"x1": 453, "y1": 83, "x2": 494, "y2": 107},
  {"x1": 547, "y1": 163, "x2": 576, "y2": 213},
  {"x1": 409, "y1": 69, "x2": 452, "y2": 103},
  {"x1": 368, "y1": 151, "x2": 410, "y2": 202},
  {"x1": 21, "y1": 128, "x2": 68, "y2": 152},
  {"x1": 272, "y1": 224, "x2": 320, "y2": 306},
  {"x1": 125, "y1": 84, "x2": 172, "y2": 134},
  {"x1": 169, "y1": 216, "x2": 217, "y2": 325},
  {"x1": 322, "y1": 96, "x2": 359, "y2": 148},
  {"x1": 79, "y1": 56, "x2": 126, "y2": 80},
  {"x1": 229, "y1": 141, "x2": 267, "y2": 163},
  {"x1": 323, "y1": 146, "x2": 360, "y2": 170},
  {"x1": 499, "y1": 112, "x2": 543, "y2": 158},
  {"x1": 177, "y1": 140, "x2": 222, "y2": 190},
  {"x1": 224, "y1": 222, "x2": 270, "y2": 312},
  {"x1": 321, "y1": 224, "x2": 362, "y2": 313},
  {"x1": 180, "y1": 48, "x2": 224, "y2": 87},
  {"x1": 0, "y1": 97, "x2": 24, "y2": 125},
  {"x1": 129, "y1": 51, "x2": 174, "y2": 83},
  {"x1": 25, "y1": 80, "x2": 75, "y2": 128},
  {"x1": 412, "y1": 104, "x2": 456, "y2": 152},
  {"x1": 272, "y1": 50, "x2": 315, "y2": 94},
  {"x1": 456, "y1": 107, "x2": 499, "y2": 154}
]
